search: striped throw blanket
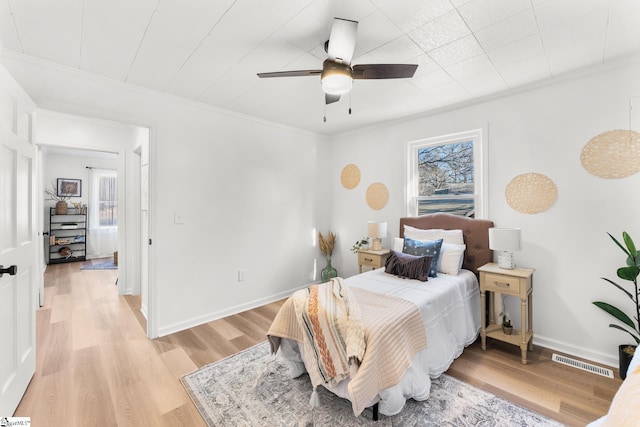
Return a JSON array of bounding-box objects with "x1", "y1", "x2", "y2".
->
[
  {"x1": 290, "y1": 277, "x2": 365, "y2": 388},
  {"x1": 268, "y1": 281, "x2": 427, "y2": 416}
]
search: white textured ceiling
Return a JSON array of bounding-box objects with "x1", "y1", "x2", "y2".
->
[{"x1": 2, "y1": 0, "x2": 640, "y2": 135}]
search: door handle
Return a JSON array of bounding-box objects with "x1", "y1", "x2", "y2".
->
[{"x1": 0, "y1": 265, "x2": 17, "y2": 277}]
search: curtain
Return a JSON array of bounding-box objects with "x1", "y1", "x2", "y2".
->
[{"x1": 87, "y1": 168, "x2": 118, "y2": 258}]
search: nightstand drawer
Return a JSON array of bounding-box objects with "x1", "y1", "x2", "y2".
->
[
  {"x1": 482, "y1": 272, "x2": 521, "y2": 294},
  {"x1": 359, "y1": 253, "x2": 379, "y2": 266},
  {"x1": 357, "y1": 249, "x2": 390, "y2": 273}
]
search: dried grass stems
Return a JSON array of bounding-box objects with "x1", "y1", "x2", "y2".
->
[
  {"x1": 44, "y1": 182, "x2": 70, "y2": 202},
  {"x1": 318, "y1": 231, "x2": 336, "y2": 257}
]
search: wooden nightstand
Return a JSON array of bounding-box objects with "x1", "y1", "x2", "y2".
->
[
  {"x1": 358, "y1": 248, "x2": 390, "y2": 273},
  {"x1": 478, "y1": 262, "x2": 535, "y2": 364}
]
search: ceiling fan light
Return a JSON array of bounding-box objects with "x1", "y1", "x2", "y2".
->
[
  {"x1": 322, "y1": 73, "x2": 352, "y2": 95},
  {"x1": 321, "y1": 61, "x2": 353, "y2": 95}
]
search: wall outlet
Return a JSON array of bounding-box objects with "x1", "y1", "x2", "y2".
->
[{"x1": 237, "y1": 269, "x2": 246, "y2": 282}]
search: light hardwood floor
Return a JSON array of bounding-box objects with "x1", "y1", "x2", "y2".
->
[{"x1": 15, "y1": 261, "x2": 620, "y2": 426}]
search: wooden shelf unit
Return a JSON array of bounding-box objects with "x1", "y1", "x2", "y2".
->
[{"x1": 48, "y1": 207, "x2": 87, "y2": 264}]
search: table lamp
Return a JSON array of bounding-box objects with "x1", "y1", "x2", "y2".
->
[
  {"x1": 489, "y1": 227, "x2": 521, "y2": 269},
  {"x1": 367, "y1": 221, "x2": 387, "y2": 251}
]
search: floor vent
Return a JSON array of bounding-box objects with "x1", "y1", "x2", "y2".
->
[{"x1": 552, "y1": 353, "x2": 614, "y2": 378}]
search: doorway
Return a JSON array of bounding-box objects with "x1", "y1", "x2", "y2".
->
[
  {"x1": 42, "y1": 147, "x2": 118, "y2": 264},
  {"x1": 36, "y1": 109, "x2": 152, "y2": 335}
]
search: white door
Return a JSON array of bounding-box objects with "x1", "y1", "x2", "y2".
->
[
  {"x1": 0, "y1": 65, "x2": 37, "y2": 415},
  {"x1": 140, "y1": 144, "x2": 151, "y2": 336}
]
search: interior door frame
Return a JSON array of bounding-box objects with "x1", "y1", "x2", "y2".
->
[
  {"x1": 34, "y1": 105, "x2": 156, "y2": 338},
  {"x1": 37, "y1": 146, "x2": 45, "y2": 306}
]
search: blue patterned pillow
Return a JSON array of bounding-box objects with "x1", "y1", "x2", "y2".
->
[{"x1": 403, "y1": 237, "x2": 443, "y2": 277}]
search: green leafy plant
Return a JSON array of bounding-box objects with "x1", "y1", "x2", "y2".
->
[
  {"x1": 351, "y1": 237, "x2": 369, "y2": 254},
  {"x1": 500, "y1": 313, "x2": 513, "y2": 335},
  {"x1": 593, "y1": 232, "x2": 640, "y2": 346},
  {"x1": 502, "y1": 315, "x2": 512, "y2": 328}
]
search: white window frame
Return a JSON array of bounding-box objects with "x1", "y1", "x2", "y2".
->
[{"x1": 406, "y1": 128, "x2": 488, "y2": 218}]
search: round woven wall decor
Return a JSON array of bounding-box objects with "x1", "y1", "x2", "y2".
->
[
  {"x1": 581, "y1": 130, "x2": 640, "y2": 178},
  {"x1": 366, "y1": 182, "x2": 389, "y2": 210},
  {"x1": 505, "y1": 173, "x2": 557, "y2": 214},
  {"x1": 340, "y1": 163, "x2": 361, "y2": 189}
]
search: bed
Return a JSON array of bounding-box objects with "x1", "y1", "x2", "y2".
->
[{"x1": 267, "y1": 213, "x2": 494, "y2": 419}]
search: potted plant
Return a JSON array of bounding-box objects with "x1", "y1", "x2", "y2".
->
[
  {"x1": 351, "y1": 237, "x2": 370, "y2": 253},
  {"x1": 502, "y1": 314, "x2": 513, "y2": 335},
  {"x1": 593, "y1": 231, "x2": 640, "y2": 379},
  {"x1": 44, "y1": 182, "x2": 70, "y2": 214}
]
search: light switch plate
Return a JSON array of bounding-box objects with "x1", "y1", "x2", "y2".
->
[{"x1": 174, "y1": 212, "x2": 184, "y2": 224}]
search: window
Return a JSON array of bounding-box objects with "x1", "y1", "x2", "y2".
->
[
  {"x1": 86, "y1": 168, "x2": 118, "y2": 258},
  {"x1": 407, "y1": 129, "x2": 485, "y2": 218},
  {"x1": 98, "y1": 174, "x2": 117, "y2": 226},
  {"x1": 88, "y1": 169, "x2": 117, "y2": 228}
]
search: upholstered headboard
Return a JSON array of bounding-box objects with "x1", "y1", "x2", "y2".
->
[{"x1": 399, "y1": 213, "x2": 494, "y2": 276}]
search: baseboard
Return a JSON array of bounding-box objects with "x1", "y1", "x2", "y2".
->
[
  {"x1": 156, "y1": 284, "x2": 308, "y2": 338},
  {"x1": 140, "y1": 303, "x2": 148, "y2": 320},
  {"x1": 534, "y1": 334, "x2": 618, "y2": 368}
]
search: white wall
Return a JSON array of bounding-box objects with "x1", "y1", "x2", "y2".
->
[
  {"x1": 147, "y1": 99, "x2": 331, "y2": 336},
  {"x1": 0, "y1": 53, "x2": 331, "y2": 338},
  {"x1": 328, "y1": 58, "x2": 640, "y2": 367},
  {"x1": 38, "y1": 109, "x2": 141, "y2": 152}
]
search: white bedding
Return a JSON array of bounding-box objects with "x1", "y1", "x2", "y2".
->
[{"x1": 277, "y1": 267, "x2": 481, "y2": 416}]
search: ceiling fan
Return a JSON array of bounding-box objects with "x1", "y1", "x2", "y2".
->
[{"x1": 257, "y1": 18, "x2": 418, "y2": 107}]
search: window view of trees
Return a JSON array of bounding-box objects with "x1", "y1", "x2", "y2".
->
[
  {"x1": 416, "y1": 141, "x2": 475, "y2": 216},
  {"x1": 408, "y1": 129, "x2": 482, "y2": 218}
]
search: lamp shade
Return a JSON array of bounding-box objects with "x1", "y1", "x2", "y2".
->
[
  {"x1": 489, "y1": 228, "x2": 521, "y2": 269},
  {"x1": 488, "y1": 228, "x2": 522, "y2": 252},
  {"x1": 367, "y1": 221, "x2": 387, "y2": 238},
  {"x1": 368, "y1": 221, "x2": 387, "y2": 251}
]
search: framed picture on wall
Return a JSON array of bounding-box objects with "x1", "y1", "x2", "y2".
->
[{"x1": 57, "y1": 178, "x2": 82, "y2": 197}]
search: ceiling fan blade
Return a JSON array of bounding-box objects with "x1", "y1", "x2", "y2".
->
[
  {"x1": 257, "y1": 70, "x2": 322, "y2": 78},
  {"x1": 352, "y1": 64, "x2": 418, "y2": 79},
  {"x1": 327, "y1": 18, "x2": 358, "y2": 65},
  {"x1": 325, "y1": 93, "x2": 341, "y2": 105}
]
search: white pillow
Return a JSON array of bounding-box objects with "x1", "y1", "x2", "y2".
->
[
  {"x1": 439, "y1": 243, "x2": 466, "y2": 276},
  {"x1": 403, "y1": 225, "x2": 465, "y2": 245},
  {"x1": 393, "y1": 237, "x2": 404, "y2": 252}
]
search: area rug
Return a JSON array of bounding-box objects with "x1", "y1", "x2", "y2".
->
[
  {"x1": 80, "y1": 260, "x2": 117, "y2": 270},
  {"x1": 181, "y1": 342, "x2": 565, "y2": 427}
]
